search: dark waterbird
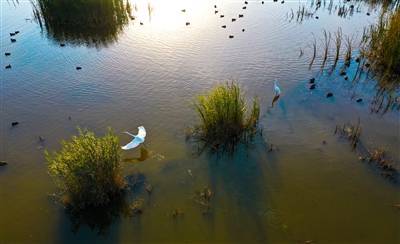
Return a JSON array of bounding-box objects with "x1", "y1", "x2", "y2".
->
[
  {"x1": 11, "y1": 38, "x2": 16, "y2": 42},
  {"x1": 5, "y1": 64, "x2": 11, "y2": 69},
  {"x1": 222, "y1": 25, "x2": 226, "y2": 28},
  {"x1": 15, "y1": 31, "x2": 20, "y2": 34},
  {"x1": 220, "y1": 15, "x2": 224, "y2": 18},
  {"x1": 242, "y1": 29, "x2": 245, "y2": 32},
  {"x1": 0, "y1": 161, "x2": 7, "y2": 166},
  {"x1": 242, "y1": 6, "x2": 246, "y2": 9},
  {"x1": 326, "y1": 92, "x2": 333, "y2": 98},
  {"x1": 181, "y1": 9, "x2": 186, "y2": 13},
  {"x1": 11, "y1": 122, "x2": 19, "y2": 127},
  {"x1": 10, "y1": 33, "x2": 15, "y2": 36},
  {"x1": 214, "y1": 5, "x2": 217, "y2": 8},
  {"x1": 356, "y1": 98, "x2": 363, "y2": 103},
  {"x1": 262, "y1": 1, "x2": 264, "y2": 4},
  {"x1": 60, "y1": 43, "x2": 65, "y2": 47},
  {"x1": 229, "y1": 35, "x2": 234, "y2": 39},
  {"x1": 232, "y1": 18, "x2": 236, "y2": 22},
  {"x1": 186, "y1": 22, "x2": 190, "y2": 26},
  {"x1": 76, "y1": 66, "x2": 82, "y2": 70},
  {"x1": 309, "y1": 84, "x2": 316, "y2": 90},
  {"x1": 244, "y1": 1, "x2": 248, "y2": 4},
  {"x1": 215, "y1": 10, "x2": 218, "y2": 14},
  {"x1": 5, "y1": 52, "x2": 11, "y2": 56},
  {"x1": 239, "y1": 14, "x2": 244, "y2": 18},
  {"x1": 309, "y1": 78, "x2": 315, "y2": 84}
]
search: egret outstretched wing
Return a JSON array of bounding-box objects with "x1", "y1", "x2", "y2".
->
[
  {"x1": 121, "y1": 137, "x2": 143, "y2": 150},
  {"x1": 121, "y1": 126, "x2": 146, "y2": 150}
]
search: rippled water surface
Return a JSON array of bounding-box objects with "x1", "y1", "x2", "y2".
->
[{"x1": 1, "y1": 0, "x2": 399, "y2": 243}]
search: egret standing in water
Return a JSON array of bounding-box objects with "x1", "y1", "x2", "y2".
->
[
  {"x1": 271, "y1": 79, "x2": 281, "y2": 107},
  {"x1": 121, "y1": 126, "x2": 146, "y2": 150}
]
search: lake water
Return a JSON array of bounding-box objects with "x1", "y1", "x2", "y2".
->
[{"x1": 1, "y1": 0, "x2": 399, "y2": 243}]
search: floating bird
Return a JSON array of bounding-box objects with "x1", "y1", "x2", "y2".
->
[
  {"x1": 14, "y1": 31, "x2": 20, "y2": 34},
  {"x1": 229, "y1": 35, "x2": 234, "y2": 39},
  {"x1": 76, "y1": 66, "x2": 82, "y2": 70},
  {"x1": 214, "y1": 5, "x2": 217, "y2": 8},
  {"x1": 242, "y1": 28, "x2": 245, "y2": 32},
  {"x1": 309, "y1": 77, "x2": 315, "y2": 84},
  {"x1": 222, "y1": 25, "x2": 226, "y2": 28},
  {"x1": 60, "y1": 43, "x2": 65, "y2": 47},
  {"x1": 121, "y1": 126, "x2": 146, "y2": 150},
  {"x1": 262, "y1": 1, "x2": 264, "y2": 4},
  {"x1": 356, "y1": 98, "x2": 363, "y2": 103},
  {"x1": 10, "y1": 33, "x2": 15, "y2": 36},
  {"x1": 140, "y1": 22, "x2": 144, "y2": 25},
  {"x1": 245, "y1": 1, "x2": 248, "y2": 4},
  {"x1": 5, "y1": 64, "x2": 11, "y2": 69},
  {"x1": 181, "y1": 9, "x2": 186, "y2": 12},
  {"x1": 232, "y1": 18, "x2": 236, "y2": 22},
  {"x1": 243, "y1": 6, "x2": 247, "y2": 9},
  {"x1": 220, "y1": 14, "x2": 224, "y2": 18},
  {"x1": 186, "y1": 22, "x2": 190, "y2": 26},
  {"x1": 326, "y1": 92, "x2": 333, "y2": 98},
  {"x1": 215, "y1": 10, "x2": 218, "y2": 14},
  {"x1": 11, "y1": 122, "x2": 19, "y2": 127},
  {"x1": 271, "y1": 79, "x2": 281, "y2": 107},
  {"x1": 239, "y1": 14, "x2": 244, "y2": 18},
  {"x1": 309, "y1": 84, "x2": 316, "y2": 90},
  {"x1": 11, "y1": 38, "x2": 16, "y2": 43},
  {"x1": 5, "y1": 52, "x2": 11, "y2": 56}
]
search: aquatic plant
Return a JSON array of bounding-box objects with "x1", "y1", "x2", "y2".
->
[
  {"x1": 364, "y1": 8, "x2": 400, "y2": 84},
  {"x1": 321, "y1": 30, "x2": 331, "y2": 69},
  {"x1": 192, "y1": 82, "x2": 260, "y2": 152},
  {"x1": 32, "y1": 0, "x2": 129, "y2": 47},
  {"x1": 360, "y1": 8, "x2": 400, "y2": 113},
  {"x1": 309, "y1": 35, "x2": 317, "y2": 69},
  {"x1": 333, "y1": 27, "x2": 343, "y2": 69},
  {"x1": 46, "y1": 128, "x2": 125, "y2": 210}
]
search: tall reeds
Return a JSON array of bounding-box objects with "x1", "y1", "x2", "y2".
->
[{"x1": 192, "y1": 82, "x2": 260, "y2": 152}]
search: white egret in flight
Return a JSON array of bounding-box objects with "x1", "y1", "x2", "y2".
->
[
  {"x1": 121, "y1": 126, "x2": 146, "y2": 150},
  {"x1": 271, "y1": 79, "x2": 281, "y2": 107}
]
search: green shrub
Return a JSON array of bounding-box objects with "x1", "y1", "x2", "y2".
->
[
  {"x1": 193, "y1": 82, "x2": 260, "y2": 152},
  {"x1": 46, "y1": 128, "x2": 125, "y2": 210}
]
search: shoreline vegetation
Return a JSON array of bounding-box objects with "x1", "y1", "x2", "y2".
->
[
  {"x1": 302, "y1": 4, "x2": 399, "y2": 114},
  {"x1": 46, "y1": 128, "x2": 126, "y2": 210},
  {"x1": 189, "y1": 82, "x2": 260, "y2": 153}
]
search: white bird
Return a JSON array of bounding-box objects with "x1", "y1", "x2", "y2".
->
[
  {"x1": 271, "y1": 79, "x2": 281, "y2": 107},
  {"x1": 273, "y1": 79, "x2": 281, "y2": 96},
  {"x1": 121, "y1": 126, "x2": 146, "y2": 150}
]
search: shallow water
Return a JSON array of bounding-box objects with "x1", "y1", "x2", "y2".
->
[{"x1": 1, "y1": 0, "x2": 399, "y2": 243}]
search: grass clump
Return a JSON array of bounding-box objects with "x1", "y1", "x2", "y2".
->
[
  {"x1": 46, "y1": 128, "x2": 125, "y2": 210},
  {"x1": 364, "y1": 8, "x2": 400, "y2": 83},
  {"x1": 192, "y1": 82, "x2": 260, "y2": 152}
]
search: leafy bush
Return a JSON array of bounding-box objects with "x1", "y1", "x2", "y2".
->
[
  {"x1": 193, "y1": 82, "x2": 260, "y2": 152},
  {"x1": 46, "y1": 128, "x2": 125, "y2": 210}
]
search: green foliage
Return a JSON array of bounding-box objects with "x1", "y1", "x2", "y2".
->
[
  {"x1": 193, "y1": 82, "x2": 260, "y2": 152},
  {"x1": 365, "y1": 8, "x2": 400, "y2": 84},
  {"x1": 32, "y1": 0, "x2": 129, "y2": 47},
  {"x1": 46, "y1": 128, "x2": 125, "y2": 210}
]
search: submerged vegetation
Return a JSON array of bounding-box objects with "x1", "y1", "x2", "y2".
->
[
  {"x1": 191, "y1": 82, "x2": 260, "y2": 152},
  {"x1": 32, "y1": 0, "x2": 129, "y2": 47},
  {"x1": 46, "y1": 128, "x2": 125, "y2": 210}
]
